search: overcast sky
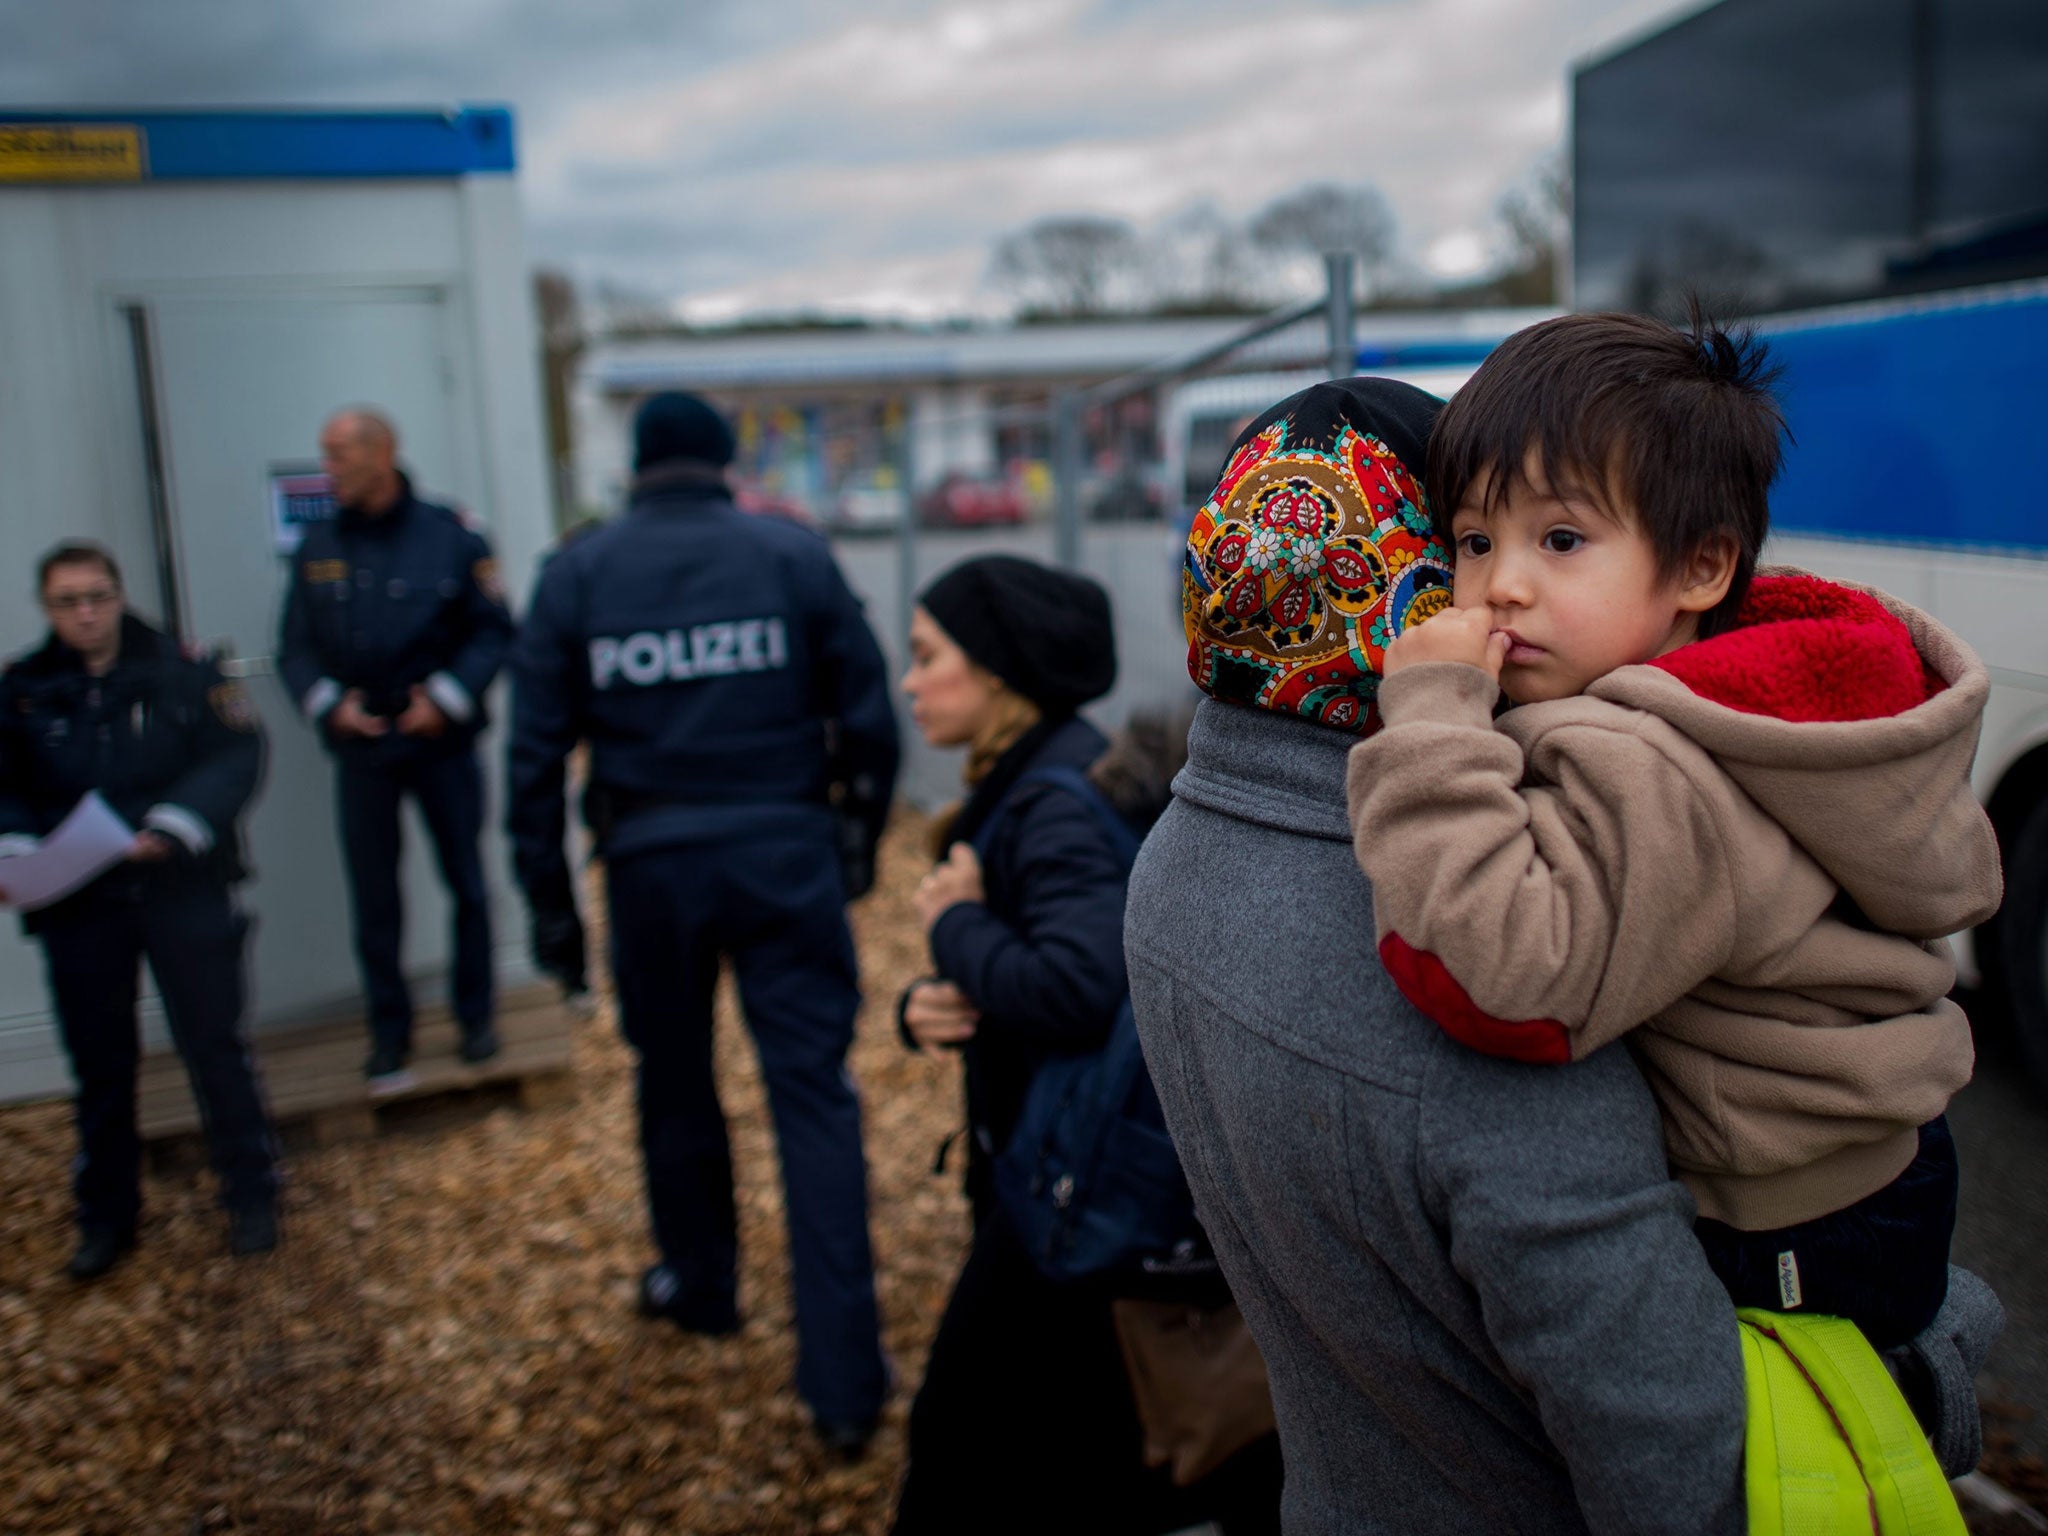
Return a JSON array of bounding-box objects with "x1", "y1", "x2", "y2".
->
[{"x1": 5, "y1": 0, "x2": 1704, "y2": 322}]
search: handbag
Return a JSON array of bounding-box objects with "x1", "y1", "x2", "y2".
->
[{"x1": 1112, "y1": 1298, "x2": 1277, "y2": 1487}]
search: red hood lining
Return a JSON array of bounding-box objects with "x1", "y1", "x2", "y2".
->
[{"x1": 1647, "y1": 574, "x2": 1944, "y2": 725}]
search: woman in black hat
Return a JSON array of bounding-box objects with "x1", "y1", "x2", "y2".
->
[
  {"x1": 898, "y1": 554, "x2": 1123, "y2": 1222},
  {"x1": 891, "y1": 554, "x2": 1277, "y2": 1536}
]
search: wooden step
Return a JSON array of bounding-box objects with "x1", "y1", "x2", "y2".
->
[{"x1": 138, "y1": 982, "x2": 578, "y2": 1147}]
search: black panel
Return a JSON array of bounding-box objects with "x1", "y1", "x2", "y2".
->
[
  {"x1": 1932, "y1": 0, "x2": 2048, "y2": 233},
  {"x1": 1573, "y1": 0, "x2": 2048, "y2": 314}
]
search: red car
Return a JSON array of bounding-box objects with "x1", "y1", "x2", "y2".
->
[
  {"x1": 732, "y1": 481, "x2": 819, "y2": 529},
  {"x1": 915, "y1": 474, "x2": 1028, "y2": 528}
]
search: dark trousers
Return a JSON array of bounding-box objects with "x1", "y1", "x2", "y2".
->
[
  {"x1": 336, "y1": 745, "x2": 493, "y2": 1052},
  {"x1": 606, "y1": 836, "x2": 886, "y2": 1426},
  {"x1": 40, "y1": 872, "x2": 278, "y2": 1232},
  {"x1": 1696, "y1": 1116, "x2": 1958, "y2": 1350},
  {"x1": 894, "y1": 1210, "x2": 1283, "y2": 1536}
]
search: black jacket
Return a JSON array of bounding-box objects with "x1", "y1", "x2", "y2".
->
[
  {"x1": 277, "y1": 476, "x2": 513, "y2": 758},
  {"x1": 925, "y1": 716, "x2": 1129, "y2": 1207},
  {"x1": 505, "y1": 471, "x2": 899, "y2": 899},
  {"x1": 0, "y1": 613, "x2": 265, "y2": 910}
]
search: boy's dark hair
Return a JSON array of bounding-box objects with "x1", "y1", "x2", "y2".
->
[
  {"x1": 1427, "y1": 305, "x2": 1785, "y2": 637},
  {"x1": 37, "y1": 540, "x2": 122, "y2": 594}
]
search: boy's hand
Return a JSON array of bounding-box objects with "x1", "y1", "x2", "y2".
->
[{"x1": 1383, "y1": 605, "x2": 1509, "y2": 681}]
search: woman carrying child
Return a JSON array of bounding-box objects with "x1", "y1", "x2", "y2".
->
[{"x1": 1347, "y1": 309, "x2": 2004, "y2": 1348}]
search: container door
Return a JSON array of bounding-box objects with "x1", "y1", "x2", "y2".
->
[{"x1": 137, "y1": 288, "x2": 475, "y2": 1028}]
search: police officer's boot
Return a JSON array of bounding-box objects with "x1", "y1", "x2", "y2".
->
[
  {"x1": 458, "y1": 1025, "x2": 501, "y2": 1065},
  {"x1": 65, "y1": 1224, "x2": 135, "y2": 1282},
  {"x1": 364, "y1": 1043, "x2": 414, "y2": 1096},
  {"x1": 813, "y1": 1413, "x2": 878, "y2": 1464},
  {"x1": 228, "y1": 1203, "x2": 280, "y2": 1258},
  {"x1": 638, "y1": 1264, "x2": 741, "y2": 1337}
]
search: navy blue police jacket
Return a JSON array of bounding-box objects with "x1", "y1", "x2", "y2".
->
[
  {"x1": 277, "y1": 476, "x2": 513, "y2": 757},
  {"x1": 0, "y1": 613, "x2": 265, "y2": 923},
  {"x1": 505, "y1": 469, "x2": 899, "y2": 897},
  {"x1": 923, "y1": 716, "x2": 1129, "y2": 1201}
]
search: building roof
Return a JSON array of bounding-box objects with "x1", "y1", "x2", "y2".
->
[{"x1": 585, "y1": 308, "x2": 1553, "y2": 394}]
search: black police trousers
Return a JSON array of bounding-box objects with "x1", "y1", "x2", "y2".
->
[
  {"x1": 39, "y1": 869, "x2": 278, "y2": 1232},
  {"x1": 336, "y1": 742, "x2": 493, "y2": 1052},
  {"x1": 606, "y1": 834, "x2": 886, "y2": 1427}
]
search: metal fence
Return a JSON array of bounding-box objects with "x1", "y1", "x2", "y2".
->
[{"x1": 833, "y1": 256, "x2": 1362, "y2": 807}]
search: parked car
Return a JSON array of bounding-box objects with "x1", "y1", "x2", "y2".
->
[
  {"x1": 915, "y1": 473, "x2": 1029, "y2": 529},
  {"x1": 733, "y1": 480, "x2": 819, "y2": 529},
  {"x1": 1085, "y1": 472, "x2": 1163, "y2": 523},
  {"x1": 830, "y1": 475, "x2": 908, "y2": 533}
]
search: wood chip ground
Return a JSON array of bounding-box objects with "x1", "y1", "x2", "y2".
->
[
  {"x1": 0, "y1": 815, "x2": 961, "y2": 1535},
  {"x1": 4, "y1": 810, "x2": 2043, "y2": 1532}
]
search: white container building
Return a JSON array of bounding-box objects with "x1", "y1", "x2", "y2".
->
[{"x1": 0, "y1": 108, "x2": 553, "y2": 1102}]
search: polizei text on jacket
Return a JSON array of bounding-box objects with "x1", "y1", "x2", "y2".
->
[{"x1": 589, "y1": 620, "x2": 790, "y2": 689}]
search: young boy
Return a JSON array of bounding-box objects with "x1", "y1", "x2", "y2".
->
[{"x1": 1346, "y1": 311, "x2": 2003, "y2": 1348}]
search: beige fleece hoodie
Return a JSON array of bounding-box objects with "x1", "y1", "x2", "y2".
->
[{"x1": 1347, "y1": 570, "x2": 2003, "y2": 1230}]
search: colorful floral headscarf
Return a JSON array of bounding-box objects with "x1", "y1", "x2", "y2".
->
[{"x1": 1183, "y1": 376, "x2": 1447, "y2": 734}]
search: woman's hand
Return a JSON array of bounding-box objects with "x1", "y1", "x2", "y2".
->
[
  {"x1": 902, "y1": 979, "x2": 981, "y2": 1048},
  {"x1": 915, "y1": 842, "x2": 985, "y2": 931}
]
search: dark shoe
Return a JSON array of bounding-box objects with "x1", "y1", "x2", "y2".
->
[
  {"x1": 228, "y1": 1205, "x2": 279, "y2": 1258},
  {"x1": 637, "y1": 1264, "x2": 741, "y2": 1337},
  {"x1": 364, "y1": 1044, "x2": 415, "y2": 1097},
  {"x1": 458, "y1": 1026, "x2": 501, "y2": 1064},
  {"x1": 66, "y1": 1225, "x2": 135, "y2": 1282},
  {"x1": 813, "y1": 1414, "x2": 877, "y2": 1463}
]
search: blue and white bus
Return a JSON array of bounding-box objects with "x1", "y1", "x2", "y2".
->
[{"x1": 1574, "y1": 0, "x2": 2048, "y2": 1079}]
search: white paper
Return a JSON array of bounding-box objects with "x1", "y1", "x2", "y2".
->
[{"x1": 0, "y1": 792, "x2": 139, "y2": 911}]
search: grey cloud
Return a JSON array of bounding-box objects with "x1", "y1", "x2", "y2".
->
[
  {"x1": 3, "y1": 0, "x2": 1698, "y2": 315},
  {"x1": 0, "y1": 0, "x2": 866, "y2": 110},
  {"x1": 1078, "y1": 0, "x2": 1395, "y2": 27}
]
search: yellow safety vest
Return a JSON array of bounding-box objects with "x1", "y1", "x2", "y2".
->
[{"x1": 1739, "y1": 1308, "x2": 1964, "y2": 1534}]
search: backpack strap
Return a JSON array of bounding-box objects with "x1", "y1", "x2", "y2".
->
[
  {"x1": 1738, "y1": 1308, "x2": 1965, "y2": 1534},
  {"x1": 973, "y1": 763, "x2": 1140, "y2": 873}
]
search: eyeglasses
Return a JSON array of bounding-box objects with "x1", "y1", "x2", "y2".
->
[{"x1": 45, "y1": 589, "x2": 121, "y2": 613}]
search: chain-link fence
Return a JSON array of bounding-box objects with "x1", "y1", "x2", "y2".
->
[{"x1": 574, "y1": 257, "x2": 1535, "y2": 804}]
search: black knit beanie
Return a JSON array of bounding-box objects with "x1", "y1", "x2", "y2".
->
[
  {"x1": 634, "y1": 391, "x2": 736, "y2": 473},
  {"x1": 919, "y1": 555, "x2": 1116, "y2": 715}
]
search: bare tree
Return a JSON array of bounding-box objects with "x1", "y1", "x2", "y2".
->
[
  {"x1": 1249, "y1": 181, "x2": 1398, "y2": 293},
  {"x1": 1145, "y1": 200, "x2": 1267, "y2": 313},
  {"x1": 1494, "y1": 156, "x2": 1572, "y2": 305},
  {"x1": 533, "y1": 269, "x2": 585, "y2": 527},
  {"x1": 590, "y1": 278, "x2": 680, "y2": 337},
  {"x1": 989, "y1": 215, "x2": 1146, "y2": 319},
  {"x1": 534, "y1": 268, "x2": 581, "y2": 350}
]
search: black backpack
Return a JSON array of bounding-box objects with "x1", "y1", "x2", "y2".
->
[{"x1": 973, "y1": 765, "x2": 1203, "y2": 1283}]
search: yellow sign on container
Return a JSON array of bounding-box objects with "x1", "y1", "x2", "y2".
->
[{"x1": 0, "y1": 124, "x2": 146, "y2": 183}]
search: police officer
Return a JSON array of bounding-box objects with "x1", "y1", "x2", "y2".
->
[
  {"x1": 507, "y1": 391, "x2": 899, "y2": 1457},
  {"x1": 279, "y1": 408, "x2": 514, "y2": 1087},
  {"x1": 0, "y1": 542, "x2": 279, "y2": 1279}
]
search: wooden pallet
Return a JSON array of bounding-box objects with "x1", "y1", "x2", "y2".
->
[{"x1": 138, "y1": 982, "x2": 578, "y2": 1148}]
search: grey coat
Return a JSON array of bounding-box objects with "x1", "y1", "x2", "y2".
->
[{"x1": 1125, "y1": 699, "x2": 1746, "y2": 1536}]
